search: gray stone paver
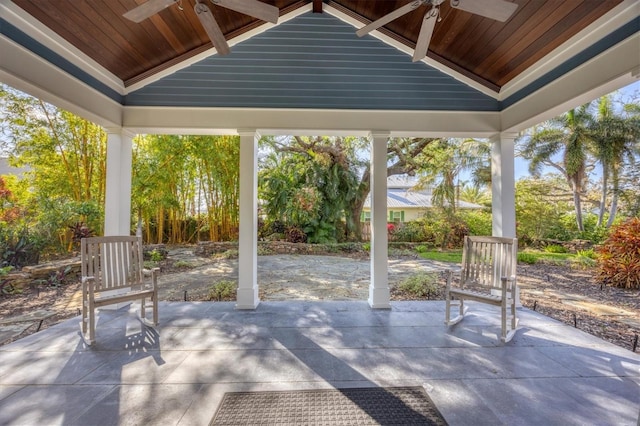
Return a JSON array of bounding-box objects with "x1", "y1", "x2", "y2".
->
[{"x1": 0, "y1": 300, "x2": 638, "y2": 426}]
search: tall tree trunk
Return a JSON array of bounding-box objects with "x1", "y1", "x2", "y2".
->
[
  {"x1": 348, "y1": 194, "x2": 368, "y2": 241},
  {"x1": 606, "y1": 166, "x2": 620, "y2": 228},
  {"x1": 597, "y1": 162, "x2": 609, "y2": 227},
  {"x1": 572, "y1": 185, "x2": 584, "y2": 232},
  {"x1": 346, "y1": 168, "x2": 370, "y2": 241},
  {"x1": 607, "y1": 193, "x2": 619, "y2": 228}
]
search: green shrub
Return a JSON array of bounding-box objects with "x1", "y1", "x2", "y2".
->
[
  {"x1": 398, "y1": 272, "x2": 439, "y2": 298},
  {"x1": 517, "y1": 252, "x2": 537, "y2": 264},
  {"x1": 576, "y1": 248, "x2": 596, "y2": 259},
  {"x1": 393, "y1": 221, "x2": 426, "y2": 242},
  {"x1": 362, "y1": 242, "x2": 370, "y2": 251},
  {"x1": 149, "y1": 249, "x2": 163, "y2": 262},
  {"x1": 0, "y1": 228, "x2": 42, "y2": 268},
  {"x1": 596, "y1": 217, "x2": 640, "y2": 289},
  {"x1": 578, "y1": 214, "x2": 613, "y2": 244},
  {"x1": 173, "y1": 260, "x2": 193, "y2": 268},
  {"x1": 544, "y1": 244, "x2": 567, "y2": 254},
  {"x1": 415, "y1": 244, "x2": 429, "y2": 253},
  {"x1": 208, "y1": 280, "x2": 236, "y2": 301},
  {"x1": 459, "y1": 210, "x2": 492, "y2": 236}
]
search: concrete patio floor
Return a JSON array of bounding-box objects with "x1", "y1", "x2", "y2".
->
[{"x1": 0, "y1": 301, "x2": 638, "y2": 425}]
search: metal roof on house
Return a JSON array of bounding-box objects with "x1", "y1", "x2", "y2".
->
[{"x1": 364, "y1": 186, "x2": 482, "y2": 210}]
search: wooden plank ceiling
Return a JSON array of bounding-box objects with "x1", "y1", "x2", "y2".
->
[{"x1": 11, "y1": 0, "x2": 623, "y2": 90}]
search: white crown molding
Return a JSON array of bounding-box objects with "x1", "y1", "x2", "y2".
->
[
  {"x1": 499, "y1": 0, "x2": 639, "y2": 101},
  {"x1": 0, "y1": 0, "x2": 125, "y2": 95},
  {"x1": 324, "y1": 4, "x2": 500, "y2": 100},
  {"x1": 125, "y1": 3, "x2": 314, "y2": 94}
]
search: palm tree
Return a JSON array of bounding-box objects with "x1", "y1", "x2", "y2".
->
[
  {"x1": 590, "y1": 95, "x2": 640, "y2": 227},
  {"x1": 415, "y1": 138, "x2": 490, "y2": 212},
  {"x1": 459, "y1": 183, "x2": 491, "y2": 205},
  {"x1": 520, "y1": 104, "x2": 593, "y2": 232}
]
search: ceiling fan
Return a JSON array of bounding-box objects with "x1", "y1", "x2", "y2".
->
[
  {"x1": 356, "y1": 0, "x2": 518, "y2": 62},
  {"x1": 123, "y1": 0, "x2": 279, "y2": 55}
]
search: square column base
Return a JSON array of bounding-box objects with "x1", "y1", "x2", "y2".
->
[
  {"x1": 368, "y1": 286, "x2": 391, "y2": 309},
  {"x1": 236, "y1": 287, "x2": 259, "y2": 310}
]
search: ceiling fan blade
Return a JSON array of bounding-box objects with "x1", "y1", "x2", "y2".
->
[
  {"x1": 214, "y1": 0, "x2": 279, "y2": 24},
  {"x1": 412, "y1": 9, "x2": 437, "y2": 62},
  {"x1": 123, "y1": 0, "x2": 180, "y2": 23},
  {"x1": 356, "y1": 0, "x2": 426, "y2": 37},
  {"x1": 194, "y1": 2, "x2": 231, "y2": 55},
  {"x1": 450, "y1": 0, "x2": 518, "y2": 22}
]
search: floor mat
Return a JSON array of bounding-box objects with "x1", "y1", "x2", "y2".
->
[{"x1": 211, "y1": 386, "x2": 448, "y2": 425}]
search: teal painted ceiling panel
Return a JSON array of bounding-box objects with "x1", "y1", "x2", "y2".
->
[{"x1": 125, "y1": 12, "x2": 499, "y2": 111}]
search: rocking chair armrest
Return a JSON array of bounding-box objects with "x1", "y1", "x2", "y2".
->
[
  {"x1": 81, "y1": 276, "x2": 95, "y2": 299},
  {"x1": 500, "y1": 275, "x2": 517, "y2": 298},
  {"x1": 149, "y1": 267, "x2": 160, "y2": 289},
  {"x1": 445, "y1": 269, "x2": 457, "y2": 292}
]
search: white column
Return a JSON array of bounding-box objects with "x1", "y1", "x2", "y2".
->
[
  {"x1": 491, "y1": 132, "x2": 517, "y2": 238},
  {"x1": 102, "y1": 129, "x2": 134, "y2": 310},
  {"x1": 368, "y1": 131, "x2": 391, "y2": 309},
  {"x1": 104, "y1": 129, "x2": 134, "y2": 236},
  {"x1": 491, "y1": 132, "x2": 520, "y2": 306},
  {"x1": 236, "y1": 130, "x2": 260, "y2": 309}
]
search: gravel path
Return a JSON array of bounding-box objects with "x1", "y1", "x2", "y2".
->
[{"x1": 158, "y1": 252, "x2": 457, "y2": 302}]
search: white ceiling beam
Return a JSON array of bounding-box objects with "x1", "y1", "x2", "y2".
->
[{"x1": 122, "y1": 106, "x2": 501, "y2": 137}]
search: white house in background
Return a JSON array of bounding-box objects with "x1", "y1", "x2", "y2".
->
[{"x1": 362, "y1": 176, "x2": 482, "y2": 223}]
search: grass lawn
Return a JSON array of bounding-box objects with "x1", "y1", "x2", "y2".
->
[
  {"x1": 416, "y1": 248, "x2": 589, "y2": 267},
  {"x1": 417, "y1": 250, "x2": 463, "y2": 263}
]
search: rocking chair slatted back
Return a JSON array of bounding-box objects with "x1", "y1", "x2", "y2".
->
[
  {"x1": 461, "y1": 236, "x2": 517, "y2": 290},
  {"x1": 81, "y1": 236, "x2": 144, "y2": 292}
]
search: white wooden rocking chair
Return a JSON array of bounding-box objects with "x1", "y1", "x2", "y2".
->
[
  {"x1": 445, "y1": 236, "x2": 519, "y2": 342},
  {"x1": 80, "y1": 236, "x2": 159, "y2": 344}
]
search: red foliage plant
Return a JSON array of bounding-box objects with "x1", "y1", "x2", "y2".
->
[{"x1": 596, "y1": 217, "x2": 640, "y2": 289}]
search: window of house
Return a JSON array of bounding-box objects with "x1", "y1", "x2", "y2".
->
[{"x1": 389, "y1": 210, "x2": 404, "y2": 222}]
